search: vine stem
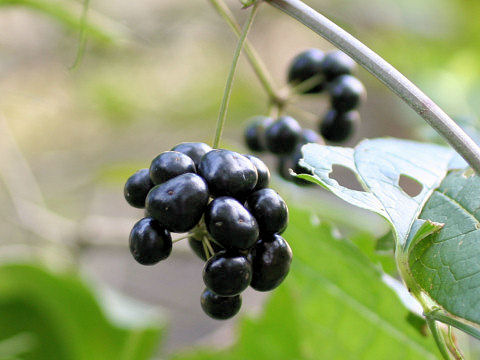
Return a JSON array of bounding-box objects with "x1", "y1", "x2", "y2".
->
[
  {"x1": 426, "y1": 317, "x2": 452, "y2": 360},
  {"x1": 265, "y1": 0, "x2": 480, "y2": 174},
  {"x1": 207, "y1": 0, "x2": 283, "y2": 105},
  {"x1": 212, "y1": 1, "x2": 261, "y2": 148}
]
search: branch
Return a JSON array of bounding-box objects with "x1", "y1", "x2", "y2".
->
[{"x1": 265, "y1": 0, "x2": 480, "y2": 174}]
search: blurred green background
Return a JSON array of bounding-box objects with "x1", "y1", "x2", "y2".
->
[{"x1": 0, "y1": 0, "x2": 479, "y2": 359}]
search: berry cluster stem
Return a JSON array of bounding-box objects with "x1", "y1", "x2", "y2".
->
[
  {"x1": 265, "y1": 0, "x2": 480, "y2": 174},
  {"x1": 212, "y1": 1, "x2": 261, "y2": 149}
]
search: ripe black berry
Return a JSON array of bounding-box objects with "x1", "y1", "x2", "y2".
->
[
  {"x1": 198, "y1": 150, "x2": 258, "y2": 199},
  {"x1": 205, "y1": 197, "x2": 259, "y2": 249},
  {"x1": 244, "y1": 116, "x2": 274, "y2": 152},
  {"x1": 200, "y1": 288, "x2": 241, "y2": 320},
  {"x1": 244, "y1": 154, "x2": 270, "y2": 191},
  {"x1": 287, "y1": 48, "x2": 325, "y2": 93},
  {"x1": 320, "y1": 109, "x2": 359, "y2": 143},
  {"x1": 265, "y1": 116, "x2": 302, "y2": 155},
  {"x1": 329, "y1": 75, "x2": 365, "y2": 112},
  {"x1": 320, "y1": 50, "x2": 356, "y2": 81},
  {"x1": 203, "y1": 251, "x2": 252, "y2": 296},
  {"x1": 188, "y1": 236, "x2": 223, "y2": 261},
  {"x1": 301, "y1": 128, "x2": 323, "y2": 145},
  {"x1": 247, "y1": 189, "x2": 288, "y2": 235},
  {"x1": 129, "y1": 218, "x2": 172, "y2": 265},
  {"x1": 250, "y1": 234, "x2": 292, "y2": 292},
  {"x1": 146, "y1": 173, "x2": 209, "y2": 233},
  {"x1": 171, "y1": 142, "x2": 212, "y2": 169},
  {"x1": 149, "y1": 151, "x2": 196, "y2": 185},
  {"x1": 278, "y1": 149, "x2": 313, "y2": 186},
  {"x1": 124, "y1": 169, "x2": 154, "y2": 208}
]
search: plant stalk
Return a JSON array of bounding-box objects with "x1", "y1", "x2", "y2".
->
[
  {"x1": 212, "y1": 1, "x2": 261, "y2": 148},
  {"x1": 265, "y1": 0, "x2": 480, "y2": 174}
]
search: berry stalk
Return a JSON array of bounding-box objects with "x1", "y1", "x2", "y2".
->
[
  {"x1": 265, "y1": 0, "x2": 480, "y2": 174},
  {"x1": 212, "y1": 1, "x2": 261, "y2": 149}
]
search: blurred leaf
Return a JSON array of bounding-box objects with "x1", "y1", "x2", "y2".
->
[
  {"x1": 0, "y1": 264, "x2": 163, "y2": 360},
  {"x1": 173, "y1": 207, "x2": 439, "y2": 360},
  {"x1": 376, "y1": 231, "x2": 395, "y2": 251},
  {"x1": 351, "y1": 232, "x2": 397, "y2": 275}
]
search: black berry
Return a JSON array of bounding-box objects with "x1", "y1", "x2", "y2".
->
[
  {"x1": 320, "y1": 109, "x2": 359, "y2": 143},
  {"x1": 200, "y1": 288, "x2": 241, "y2": 320},
  {"x1": 250, "y1": 234, "x2": 292, "y2": 291},
  {"x1": 244, "y1": 154, "x2": 270, "y2": 191},
  {"x1": 244, "y1": 116, "x2": 274, "y2": 152},
  {"x1": 278, "y1": 149, "x2": 313, "y2": 186},
  {"x1": 124, "y1": 169, "x2": 154, "y2": 208},
  {"x1": 171, "y1": 142, "x2": 212, "y2": 169},
  {"x1": 320, "y1": 50, "x2": 356, "y2": 81},
  {"x1": 247, "y1": 189, "x2": 288, "y2": 235},
  {"x1": 203, "y1": 251, "x2": 252, "y2": 296},
  {"x1": 205, "y1": 197, "x2": 259, "y2": 249},
  {"x1": 329, "y1": 75, "x2": 365, "y2": 112},
  {"x1": 198, "y1": 149, "x2": 258, "y2": 199},
  {"x1": 146, "y1": 173, "x2": 209, "y2": 233},
  {"x1": 265, "y1": 116, "x2": 302, "y2": 155},
  {"x1": 301, "y1": 128, "x2": 323, "y2": 145},
  {"x1": 287, "y1": 48, "x2": 325, "y2": 93},
  {"x1": 188, "y1": 236, "x2": 223, "y2": 261},
  {"x1": 149, "y1": 151, "x2": 196, "y2": 185},
  {"x1": 129, "y1": 218, "x2": 172, "y2": 265}
]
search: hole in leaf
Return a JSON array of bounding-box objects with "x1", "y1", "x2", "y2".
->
[
  {"x1": 329, "y1": 165, "x2": 364, "y2": 191},
  {"x1": 399, "y1": 174, "x2": 423, "y2": 197}
]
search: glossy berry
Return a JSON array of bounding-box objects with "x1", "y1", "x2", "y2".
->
[
  {"x1": 205, "y1": 197, "x2": 259, "y2": 249},
  {"x1": 250, "y1": 234, "x2": 292, "y2": 291},
  {"x1": 188, "y1": 236, "x2": 223, "y2": 261},
  {"x1": 244, "y1": 154, "x2": 270, "y2": 191},
  {"x1": 149, "y1": 151, "x2": 196, "y2": 185},
  {"x1": 171, "y1": 142, "x2": 212, "y2": 169},
  {"x1": 301, "y1": 128, "x2": 323, "y2": 145},
  {"x1": 278, "y1": 149, "x2": 313, "y2": 186},
  {"x1": 247, "y1": 189, "x2": 288, "y2": 235},
  {"x1": 203, "y1": 251, "x2": 252, "y2": 296},
  {"x1": 124, "y1": 169, "x2": 154, "y2": 209},
  {"x1": 200, "y1": 288, "x2": 241, "y2": 320},
  {"x1": 320, "y1": 50, "x2": 356, "y2": 81},
  {"x1": 320, "y1": 109, "x2": 360, "y2": 143},
  {"x1": 265, "y1": 116, "x2": 302, "y2": 155},
  {"x1": 244, "y1": 116, "x2": 274, "y2": 152},
  {"x1": 287, "y1": 48, "x2": 325, "y2": 93},
  {"x1": 329, "y1": 75, "x2": 365, "y2": 112},
  {"x1": 198, "y1": 150, "x2": 258, "y2": 199},
  {"x1": 146, "y1": 173, "x2": 209, "y2": 233},
  {"x1": 129, "y1": 218, "x2": 172, "y2": 265}
]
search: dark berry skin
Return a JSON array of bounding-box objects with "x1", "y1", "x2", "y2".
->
[
  {"x1": 124, "y1": 169, "x2": 154, "y2": 208},
  {"x1": 244, "y1": 155, "x2": 270, "y2": 191},
  {"x1": 320, "y1": 50, "x2": 356, "y2": 81},
  {"x1": 203, "y1": 251, "x2": 252, "y2": 296},
  {"x1": 265, "y1": 116, "x2": 302, "y2": 155},
  {"x1": 129, "y1": 218, "x2": 172, "y2": 265},
  {"x1": 278, "y1": 148, "x2": 314, "y2": 186},
  {"x1": 171, "y1": 142, "x2": 212, "y2": 169},
  {"x1": 287, "y1": 48, "x2": 325, "y2": 93},
  {"x1": 329, "y1": 75, "x2": 365, "y2": 112},
  {"x1": 205, "y1": 197, "x2": 259, "y2": 250},
  {"x1": 250, "y1": 234, "x2": 292, "y2": 292},
  {"x1": 188, "y1": 237, "x2": 223, "y2": 261},
  {"x1": 149, "y1": 151, "x2": 196, "y2": 185},
  {"x1": 200, "y1": 288, "x2": 241, "y2": 320},
  {"x1": 247, "y1": 189, "x2": 288, "y2": 235},
  {"x1": 301, "y1": 128, "x2": 323, "y2": 145},
  {"x1": 198, "y1": 150, "x2": 258, "y2": 199},
  {"x1": 244, "y1": 116, "x2": 274, "y2": 152},
  {"x1": 146, "y1": 173, "x2": 209, "y2": 233},
  {"x1": 320, "y1": 109, "x2": 360, "y2": 143}
]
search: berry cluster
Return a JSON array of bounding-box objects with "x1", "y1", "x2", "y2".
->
[
  {"x1": 124, "y1": 143, "x2": 292, "y2": 320},
  {"x1": 244, "y1": 49, "x2": 366, "y2": 185}
]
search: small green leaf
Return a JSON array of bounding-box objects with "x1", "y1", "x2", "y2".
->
[
  {"x1": 239, "y1": 0, "x2": 256, "y2": 8},
  {"x1": 410, "y1": 169, "x2": 480, "y2": 325},
  {"x1": 376, "y1": 231, "x2": 395, "y2": 251}
]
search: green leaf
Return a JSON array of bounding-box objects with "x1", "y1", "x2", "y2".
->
[
  {"x1": 0, "y1": 264, "x2": 163, "y2": 360},
  {"x1": 298, "y1": 138, "x2": 465, "y2": 248},
  {"x1": 409, "y1": 169, "x2": 480, "y2": 325},
  {"x1": 174, "y1": 207, "x2": 439, "y2": 360}
]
